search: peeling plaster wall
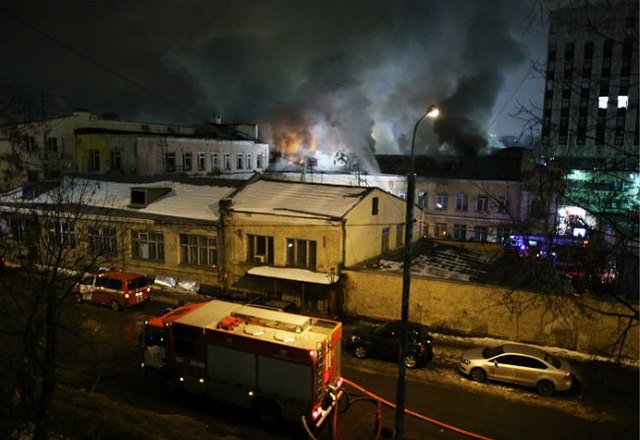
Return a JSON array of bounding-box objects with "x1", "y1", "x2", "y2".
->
[{"x1": 343, "y1": 269, "x2": 639, "y2": 359}]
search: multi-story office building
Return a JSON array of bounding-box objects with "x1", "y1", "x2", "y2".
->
[
  {"x1": 542, "y1": 1, "x2": 638, "y2": 158},
  {"x1": 541, "y1": 1, "x2": 639, "y2": 246}
]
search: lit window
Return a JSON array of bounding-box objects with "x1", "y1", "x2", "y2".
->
[
  {"x1": 617, "y1": 95, "x2": 629, "y2": 109},
  {"x1": 598, "y1": 96, "x2": 608, "y2": 109}
]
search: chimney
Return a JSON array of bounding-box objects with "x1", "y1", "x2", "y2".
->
[{"x1": 214, "y1": 114, "x2": 222, "y2": 125}]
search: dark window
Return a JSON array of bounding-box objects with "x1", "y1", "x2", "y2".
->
[
  {"x1": 48, "y1": 220, "x2": 75, "y2": 248},
  {"x1": 88, "y1": 225, "x2": 117, "y2": 256},
  {"x1": 88, "y1": 150, "x2": 100, "y2": 172},
  {"x1": 455, "y1": 193, "x2": 468, "y2": 211},
  {"x1": 247, "y1": 234, "x2": 274, "y2": 264},
  {"x1": 476, "y1": 195, "x2": 489, "y2": 212},
  {"x1": 286, "y1": 238, "x2": 317, "y2": 269},
  {"x1": 110, "y1": 150, "x2": 123, "y2": 172},
  {"x1": 474, "y1": 226, "x2": 488, "y2": 242},
  {"x1": 180, "y1": 234, "x2": 217, "y2": 267},
  {"x1": 183, "y1": 152, "x2": 192, "y2": 172},
  {"x1": 396, "y1": 223, "x2": 404, "y2": 247},
  {"x1": 372, "y1": 197, "x2": 379, "y2": 215},
  {"x1": 165, "y1": 152, "x2": 176, "y2": 172},
  {"x1": 131, "y1": 230, "x2": 164, "y2": 261},
  {"x1": 453, "y1": 224, "x2": 466, "y2": 241}
]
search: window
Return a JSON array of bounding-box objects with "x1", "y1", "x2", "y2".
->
[
  {"x1": 88, "y1": 226, "x2": 117, "y2": 256},
  {"x1": 436, "y1": 193, "x2": 448, "y2": 210},
  {"x1": 180, "y1": 234, "x2": 217, "y2": 268},
  {"x1": 257, "y1": 153, "x2": 263, "y2": 169},
  {"x1": 496, "y1": 225, "x2": 510, "y2": 243},
  {"x1": 165, "y1": 152, "x2": 176, "y2": 172},
  {"x1": 183, "y1": 152, "x2": 192, "y2": 172},
  {"x1": 455, "y1": 193, "x2": 468, "y2": 211},
  {"x1": 381, "y1": 227, "x2": 390, "y2": 253},
  {"x1": 598, "y1": 96, "x2": 609, "y2": 109},
  {"x1": 131, "y1": 230, "x2": 164, "y2": 261},
  {"x1": 247, "y1": 234, "x2": 274, "y2": 264},
  {"x1": 453, "y1": 224, "x2": 466, "y2": 241},
  {"x1": 372, "y1": 197, "x2": 379, "y2": 215},
  {"x1": 474, "y1": 226, "x2": 488, "y2": 242},
  {"x1": 617, "y1": 96, "x2": 629, "y2": 109},
  {"x1": 224, "y1": 153, "x2": 231, "y2": 170},
  {"x1": 246, "y1": 153, "x2": 253, "y2": 169},
  {"x1": 48, "y1": 220, "x2": 75, "y2": 248},
  {"x1": 211, "y1": 153, "x2": 219, "y2": 170},
  {"x1": 417, "y1": 192, "x2": 427, "y2": 208},
  {"x1": 197, "y1": 152, "x2": 206, "y2": 171},
  {"x1": 11, "y1": 217, "x2": 38, "y2": 243},
  {"x1": 434, "y1": 223, "x2": 448, "y2": 238},
  {"x1": 110, "y1": 150, "x2": 123, "y2": 172},
  {"x1": 497, "y1": 196, "x2": 510, "y2": 213},
  {"x1": 396, "y1": 223, "x2": 404, "y2": 247},
  {"x1": 46, "y1": 137, "x2": 58, "y2": 153},
  {"x1": 286, "y1": 238, "x2": 317, "y2": 269},
  {"x1": 476, "y1": 195, "x2": 489, "y2": 212},
  {"x1": 88, "y1": 150, "x2": 100, "y2": 172},
  {"x1": 237, "y1": 153, "x2": 244, "y2": 170}
]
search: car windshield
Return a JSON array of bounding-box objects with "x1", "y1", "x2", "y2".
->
[
  {"x1": 544, "y1": 352, "x2": 562, "y2": 368},
  {"x1": 482, "y1": 345, "x2": 505, "y2": 359}
]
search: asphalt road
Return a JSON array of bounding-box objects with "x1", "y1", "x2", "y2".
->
[{"x1": 55, "y1": 294, "x2": 639, "y2": 440}]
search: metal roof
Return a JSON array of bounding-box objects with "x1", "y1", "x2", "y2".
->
[{"x1": 229, "y1": 179, "x2": 371, "y2": 219}]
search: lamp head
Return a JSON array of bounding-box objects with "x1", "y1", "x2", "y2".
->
[{"x1": 426, "y1": 105, "x2": 439, "y2": 119}]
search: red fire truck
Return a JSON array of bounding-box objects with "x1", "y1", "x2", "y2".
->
[{"x1": 142, "y1": 299, "x2": 343, "y2": 430}]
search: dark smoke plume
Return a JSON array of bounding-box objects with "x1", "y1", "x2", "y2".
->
[{"x1": 1, "y1": 0, "x2": 541, "y2": 168}]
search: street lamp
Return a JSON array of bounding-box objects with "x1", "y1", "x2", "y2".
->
[{"x1": 395, "y1": 104, "x2": 439, "y2": 439}]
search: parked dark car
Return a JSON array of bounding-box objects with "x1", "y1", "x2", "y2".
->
[
  {"x1": 245, "y1": 297, "x2": 301, "y2": 314},
  {"x1": 348, "y1": 320, "x2": 433, "y2": 368}
]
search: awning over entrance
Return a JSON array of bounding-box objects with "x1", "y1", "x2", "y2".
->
[{"x1": 247, "y1": 266, "x2": 339, "y2": 285}]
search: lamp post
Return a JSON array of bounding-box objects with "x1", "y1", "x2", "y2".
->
[{"x1": 395, "y1": 104, "x2": 439, "y2": 439}]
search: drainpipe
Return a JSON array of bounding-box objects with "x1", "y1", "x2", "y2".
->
[{"x1": 218, "y1": 198, "x2": 232, "y2": 290}]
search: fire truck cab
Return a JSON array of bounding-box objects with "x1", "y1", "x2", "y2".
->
[{"x1": 142, "y1": 299, "x2": 343, "y2": 430}]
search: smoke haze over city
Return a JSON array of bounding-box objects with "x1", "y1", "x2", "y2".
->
[{"x1": 0, "y1": 0, "x2": 547, "y2": 171}]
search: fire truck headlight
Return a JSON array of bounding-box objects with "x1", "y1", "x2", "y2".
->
[
  {"x1": 179, "y1": 377, "x2": 184, "y2": 382},
  {"x1": 199, "y1": 378, "x2": 205, "y2": 384}
]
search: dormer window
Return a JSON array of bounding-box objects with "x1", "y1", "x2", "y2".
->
[{"x1": 129, "y1": 187, "x2": 171, "y2": 208}]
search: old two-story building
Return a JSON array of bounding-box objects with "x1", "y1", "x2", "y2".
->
[
  {"x1": 0, "y1": 175, "x2": 241, "y2": 289},
  {"x1": 376, "y1": 148, "x2": 552, "y2": 244},
  {"x1": 0, "y1": 110, "x2": 268, "y2": 185},
  {"x1": 0, "y1": 173, "x2": 415, "y2": 314}
]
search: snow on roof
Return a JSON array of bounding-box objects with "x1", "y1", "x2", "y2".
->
[
  {"x1": 9, "y1": 177, "x2": 236, "y2": 222},
  {"x1": 248, "y1": 266, "x2": 339, "y2": 285},
  {"x1": 230, "y1": 179, "x2": 370, "y2": 219}
]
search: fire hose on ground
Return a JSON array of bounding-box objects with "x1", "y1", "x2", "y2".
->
[{"x1": 302, "y1": 377, "x2": 493, "y2": 440}]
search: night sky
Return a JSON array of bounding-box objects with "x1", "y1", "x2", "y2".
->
[{"x1": 0, "y1": 0, "x2": 548, "y2": 169}]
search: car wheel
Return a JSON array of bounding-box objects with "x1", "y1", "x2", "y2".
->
[
  {"x1": 110, "y1": 300, "x2": 121, "y2": 311},
  {"x1": 254, "y1": 398, "x2": 281, "y2": 426},
  {"x1": 470, "y1": 367, "x2": 487, "y2": 382},
  {"x1": 537, "y1": 380, "x2": 555, "y2": 396},
  {"x1": 74, "y1": 293, "x2": 83, "y2": 303},
  {"x1": 353, "y1": 344, "x2": 368, "y2": 359},
  {"x1": 404, "y1": 352, "x2": 419, "y2": 369}
]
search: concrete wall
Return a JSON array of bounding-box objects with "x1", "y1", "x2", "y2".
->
[{"x1": 343, "y1": 269, "x2": 639, "y2": 359}]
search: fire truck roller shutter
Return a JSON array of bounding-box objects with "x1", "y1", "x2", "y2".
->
[
  {"x1": 207, "y1": 344, "x2": 255, "y2": 387},
  {"x1": 257, "y1": 355, "x2": 311, "y2": 402}
]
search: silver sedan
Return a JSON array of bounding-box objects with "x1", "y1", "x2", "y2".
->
[{"x1": 458, "y1": 343, "x2": 573, "y2": 396}]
